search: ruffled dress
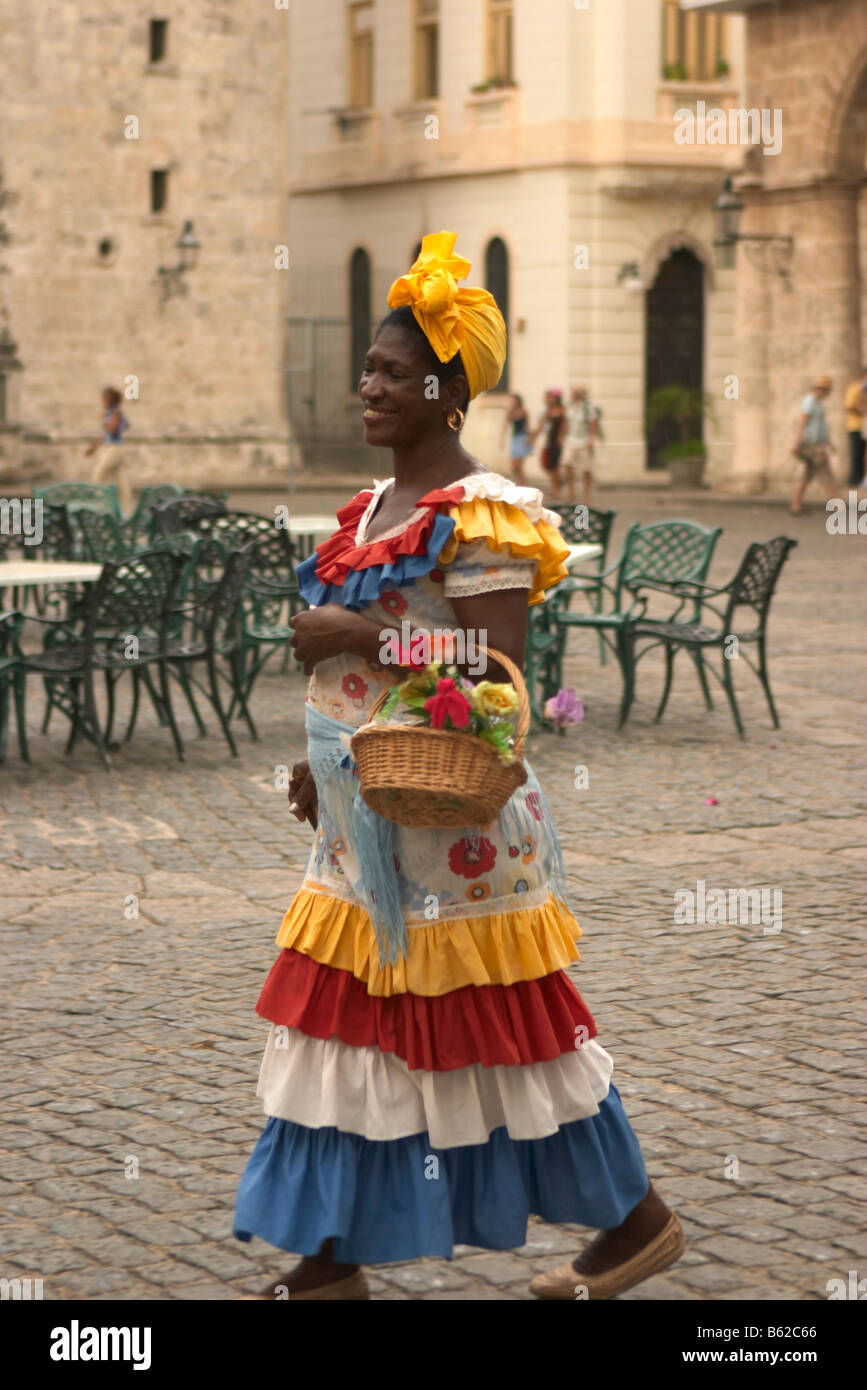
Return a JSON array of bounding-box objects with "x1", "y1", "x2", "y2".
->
[{"x1": 234, "y1": 472, "x2": 649, "y2": 1263}]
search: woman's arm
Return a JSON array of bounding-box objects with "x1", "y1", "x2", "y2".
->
[
  {"x1": 289, "y1": 604, "x2": 390, "y2": 674},
  {"x1": 791, "y1": 411, "x2": 809, "y2": 458},
  {"x1": 449, "y1": 588, "x2": 529, "y2": 682}
]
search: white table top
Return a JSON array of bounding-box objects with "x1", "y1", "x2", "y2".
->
[
  {"x1": 0, "y1": 561, "x2": 103, "y2": 588},
  {"x1": 289, "y1": 515, "x2": 337, "y2": 535},
  {"x1": 566, "y1": 542, "x2": 603, "y2": 567}
]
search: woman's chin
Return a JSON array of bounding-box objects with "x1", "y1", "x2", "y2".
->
[{"x1": 362, "y1": 418, "x2": 399, "y2": 446}]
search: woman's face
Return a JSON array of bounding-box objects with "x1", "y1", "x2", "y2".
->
[{"x1": 359, "y1": 325, "x2": 462, "y2": 449}]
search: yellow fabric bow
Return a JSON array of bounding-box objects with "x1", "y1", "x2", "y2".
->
[{"x1": 387, "y1": 231, "x2": 507, "y2": 399}]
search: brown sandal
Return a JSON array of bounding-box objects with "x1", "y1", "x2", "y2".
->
[
  {"x1": 529, "y1": 1212, "x2": 685, "y2": 1300},
  {"x1": 239, "y1": 1269, "x2": 370, "y2": 1301}
]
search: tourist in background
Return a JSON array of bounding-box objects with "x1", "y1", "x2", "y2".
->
[
  {"x1": 84, "y1": 387, "x2": 132, "y2": 514},
  {"x1": 844, "y1": 367, "x2": 867, "y2": 487},
  {"x1": 501, "y1": 392, "x2": 532, "y2": 484},
  {"x1": 790, "y1": 375, "x2": 837, "y2": 516},
  {"x1": 565, "y1": 385, "x2": 599, "y2": 506},
  {"x1": 534, "y1": 388, "x2": 568, "y2": 499}
]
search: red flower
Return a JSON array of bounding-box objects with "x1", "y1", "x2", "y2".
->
[
  {"x1": 380, "y1": 590, "x2": 408, "y2": 617},
  {"x1": 429, "y1": 569, "x2": 444, "y2": 582},
  {"x1": 395, "y1": 645, "x2": 428, "y2": 670},
  {"x1": 424, "y1": 677, "x2": 472, "y2": 730},
  {"x1": 342, "y1": 672, "x2": 369, "y2": 700},
  {"x1": 448, "y1": 836, "x2": 497, "y2": 879}
]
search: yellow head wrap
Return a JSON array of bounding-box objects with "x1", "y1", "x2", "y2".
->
[{"x1": 386, "y1": 231, "x2": 507, "y2": 400}]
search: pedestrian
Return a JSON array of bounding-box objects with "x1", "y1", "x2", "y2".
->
[
  {"x1": 234, "y1": 229, "x2": 683, "y2": 1301},
  {"x1": 790, "y1": 375, "x2": 838, "y2": 516},
  {"x1": 565, "y1": 385, "x2": 599, "y2": 506},
  {"x1": 844, "y1": 366, "x2": 867, "y2": 487},
  {"x1": 501, "y1": 391, "x2": 532, "y2": 484},
  {"x1": 83, "y1": 387, "x2": 132, "y2": 515},
  {"x1": 534, "y1": 388, "x2": 568, "y2": 499}
]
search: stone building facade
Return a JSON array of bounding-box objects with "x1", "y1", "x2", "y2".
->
[
  {"x1": 286, "y1": 0, "x2": 749, "y2": 486},
  {"x1": 686, "y1": 0, "x2": 867, "y2": 490},
  {"x1": 0, "y1": 1, "x2": 294, "y2": 493}
]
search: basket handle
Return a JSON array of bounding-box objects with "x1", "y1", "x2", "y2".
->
[{"x1": 366, "y1": 643, "x2": 530, "y2": 758}]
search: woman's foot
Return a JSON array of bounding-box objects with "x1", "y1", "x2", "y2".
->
[
  {"x1": 529, "y1": 1186, "x2": 685, "y2": 1300},
  {"x1": 571, "y1": 1185, "x2": 671, "y2": 1277},
  {"x1": 242, "y1": 1241, "x2": 369, "y2": 1300}
]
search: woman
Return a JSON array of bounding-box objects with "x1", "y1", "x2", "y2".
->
[
  {"x1": 501, "y1": 392, "x2": 532, "y2": 484},
  {"x1": 234, "y1": 231, "x2": 682, "y2": 1300},
  {"x1": 83, "y1": 386, "x2": 132, "y2": 515},
  {"x1": 534, "y1": 389, "x2": 568, "y2": 499}
]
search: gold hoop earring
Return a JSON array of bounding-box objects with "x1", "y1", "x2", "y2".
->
[{"x1": 446, "y1": 408, "x2": 465, "y2": 432}]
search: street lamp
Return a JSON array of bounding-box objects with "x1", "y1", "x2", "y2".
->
[
  {"x1": 712, "y1": 177, "x2": 794, "y2": 279},
  {"x1": 158, "y1": 220, "x2": 200, "y2": 301},
  {"x1": 616, "y1": 262, "x2": 644, "y2": 293}
]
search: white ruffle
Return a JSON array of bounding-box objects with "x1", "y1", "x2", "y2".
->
[
  {"x1": 256, "y1": 1027, "x2": 614, "y2": 1149},
  {"x1": 364, "y1": 472, "x2": 563, "y2": 533}
]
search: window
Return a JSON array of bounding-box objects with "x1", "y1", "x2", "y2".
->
[
  {"x1": 349, "y1": 247, "x2": 372, "y2": 389},
  {"x1": 484, "y1": 236, "x2": 509, "y2": 392},
  {"x1": 349, "y1": 2, "x2": 374, "y2": 109},
  {"x1": 414, "y1": 0, "x2": 439, "y2": 101},
  {"x1": 150, "y1": 169, "x2": 168, "y2": 213},
  {"x1": 661, "y1": 1, "x2": 727, "y2": 82},
  {"x1": 149, "y1": 19, "x2": 168, "y2": 64},
  {"x1": 487, "y1": 0, "x2": 513, "y2": 84}
]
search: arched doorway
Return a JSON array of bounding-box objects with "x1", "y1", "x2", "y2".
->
[
  {"x1": 484, "y1": 236, "x2": 509, "y2": 392},
  {"x1": 645, "y1": 247, "x2": 704, "y2": 469},
  {"x1": 348, "y1": 247, "x2": 372, "y2": 390}
]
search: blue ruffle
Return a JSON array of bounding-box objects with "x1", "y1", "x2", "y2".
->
[
  {"x1": 296, "y1": 511, "x2": 456, "y2": 611},
  {"x1": 233, "y1": 1085, "x2": 649, "y2": 1264}
]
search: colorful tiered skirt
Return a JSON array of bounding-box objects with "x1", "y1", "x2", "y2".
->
[{"x1": 234, "y1": 707, "x2": 649, "y2": 1264}]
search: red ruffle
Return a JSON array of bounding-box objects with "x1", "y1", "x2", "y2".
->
[
  {"x1": 312, "y1": 485, "x2": 465, "y2": 586},
  {"x1": 256, "y1": 948, "x2": 598, "y2": 1071}
]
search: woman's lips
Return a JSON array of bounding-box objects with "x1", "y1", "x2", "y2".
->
[{"x1": 362, "y1": 408, "x2": 394, "y2": 420}]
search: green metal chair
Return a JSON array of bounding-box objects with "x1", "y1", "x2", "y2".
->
[
  {"x1": 127, "y1": 483, "x2": 184, "y2": 538},
  {"x1": 18, "y1": 550, "x2": 184, "y2": 769},
  {"x1": 625, "y1": 536, "x2": 797, "y2": 736},
  {"x1": 550, "y1": 518, "x2": 723, "y2": 729},
  {"x1": 548, "y1": 504, "x2": 617, "y2": 665},
  {"x1": 0, "y1": 611, "x2": 28, "y2": 764},
  {"x1": 78, "y1": 509, "x2": 143, "y2": 562},
  {"x1": 33, "y1": 481, "x2": 122, "y2": 520}
]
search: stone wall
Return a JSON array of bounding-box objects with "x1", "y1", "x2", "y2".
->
[{"x1": 0, "y1": 1, "x2": 295, "y2": 492}]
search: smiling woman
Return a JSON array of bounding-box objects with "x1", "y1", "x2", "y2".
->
[{"x1": 233, "y1": 231, "x2": 684, "y2": 1301}]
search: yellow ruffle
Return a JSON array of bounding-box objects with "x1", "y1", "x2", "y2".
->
[
  {"x1": 438, "y1": 498, "x2": 570, "y2": 604},
  {"x1": 275, "y1": 887, "x2": 581, "y2": 997}
]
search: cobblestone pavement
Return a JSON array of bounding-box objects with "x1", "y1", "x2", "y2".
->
[{"x1": 1, "y1": 489, "x2": 864, "y2": 1302}]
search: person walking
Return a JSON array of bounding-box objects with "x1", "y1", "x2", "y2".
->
[
  {"x1": 565, "y1": 385, "x2": 599, "y2": 506},
  {"x1": 234, "y1": 230, "x2": 683, "y2": 1301},
  {"x1": 83, "y1": 387, "x2": 132, "y2": 515},
  {"x1": 534, "y1": 389, "x2": 568, "y2": 499},
  {"x1": 844, "y1": 367, "x2": 867, "y2": 487},
  {"x1": 790, "y1": 375, "x2": 837, "y2": 516},
  {"x1": 501, "y1": 392, "x2": 532, "y2": 484}
]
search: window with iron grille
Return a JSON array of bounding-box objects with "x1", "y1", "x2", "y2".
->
[
  {"x1": 661, "y1": 0, "x2": 728, "y2": 82},
  {"x1": 414, "y1": 0, "x2": 439, "y2": 101},
  {"x1": 149, "y1": 18, "x2": 168, "y2": 64},
  {"x1": 487, "y1": 0, "x2": 513, "y2": 84},
  {"x1": 349, "y1": 2, "x2": 374, "y2": 108}
]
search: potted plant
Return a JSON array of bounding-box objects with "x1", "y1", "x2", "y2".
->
[{"x1": 646, "y1": 384, "x2": 715, "y2": 488}]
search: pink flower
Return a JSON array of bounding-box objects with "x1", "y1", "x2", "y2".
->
[
  {"x1": 705, "y1": 797, "x2": 719, "y2": 805},
  {"x1": 544, "y1": 687, "x2": 584, "y2": 726},
  {"x1": 424, "y1": 677, "x2": 472, "y2": 730}
]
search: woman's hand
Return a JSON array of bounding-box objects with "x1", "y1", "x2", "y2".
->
[
  {"x1": 287, "y1": 759, "x2": 318, "y2": 828},
  {"x1": 290, "y1": 605, "x2": 375, "y2": 675}
]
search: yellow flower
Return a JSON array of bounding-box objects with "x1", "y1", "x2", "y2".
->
[
  {"x1": 471, "y1": 681, "x2": 519, "y2": 718},
  {"x1": 398, "y1": 664, "x2": 441, "y2": 700}
]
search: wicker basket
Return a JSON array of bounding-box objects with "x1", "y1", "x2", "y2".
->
[{"x1": 350, "y1": 645, "x2": 529, "y2": 827}]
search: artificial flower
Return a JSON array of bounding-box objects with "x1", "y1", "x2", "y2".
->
[
  {"x1": 471, "y1": 680, "x2": 520, "y2": 719},
  {"x1": 424, "y1": 677, "x2": 472, "y2": 730},
  {"x1": 543, "y1": 687, "x2": 584, "y2": 727}
]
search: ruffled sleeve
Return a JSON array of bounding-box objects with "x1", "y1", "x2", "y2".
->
[{"x1": 437, "y1": 479, "x2": 570, "y2": 605}]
